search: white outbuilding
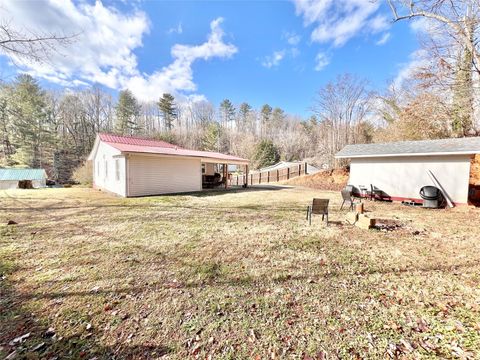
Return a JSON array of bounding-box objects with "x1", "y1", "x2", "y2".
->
[
  {"x1": 87, "y1": 133, "x2": 249, "y2": 197},
  {"x1": 336, "y1": 137, "x2": 480, "y2": 205}
]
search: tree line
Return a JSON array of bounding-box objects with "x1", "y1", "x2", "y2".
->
[
  {"x1": 1, "y1": 1, "x2": 480, "y2": 182},
  {"x1": 0, "y1": 73, "x2": 374, "y2": 181}
]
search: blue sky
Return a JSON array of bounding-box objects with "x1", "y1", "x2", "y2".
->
[{"x1": 0, "y1": 0, "x2": 421, "y2": 117}]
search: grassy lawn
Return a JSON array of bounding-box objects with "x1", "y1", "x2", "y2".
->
[{"x1": 1, "y1": 186, "x2": 480, "y2": 359}]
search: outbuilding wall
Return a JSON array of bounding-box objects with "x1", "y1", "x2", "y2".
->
[
  {"x1": 0, "y1": 180, "x2": 20, "y2": 190},
  {"x1": 92, "y1": 141, "x2": 126, "y2": 196},
  {"x1": 348, "y1": 155, "x2": 472, "y2": 204},
  {"x1": 127, "y1": 154, "x2": 202, "y2": 197},
  {"x1": 0, "y1": 179, "x2": 46, "y2": 190}
]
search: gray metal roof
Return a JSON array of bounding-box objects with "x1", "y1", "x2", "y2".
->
[
  {"x1": 0, "y1": 168, "x2": 47, "y2": 181},
  {"x1": 336, "y1": 137, "x2": 480, "y2": 158}
]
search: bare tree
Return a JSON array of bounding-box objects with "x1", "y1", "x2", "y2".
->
[
  {"x1": 311, "y1": 74, "x2": 373, "y2": 166},
  {"x1": 0, "y1": 19, "x2": 76, "y2": 63},
  {"x1": 387, "y1": 0, "x2": 480, "y2": 134},
  {"x1": 387, "y1": 0, "x2": 480, "y2": 69}
]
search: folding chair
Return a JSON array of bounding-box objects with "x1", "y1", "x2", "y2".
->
[
  {"x1": 340, "y1": 189, "x2": 354, "y2": 211},
  {"x1": 370, "y1": 184, "x2": 383, "y2": 201},
  {"x1": 306, "y1": 198, "x2": 329, "y2": 225}
]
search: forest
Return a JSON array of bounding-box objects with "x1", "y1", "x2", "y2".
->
[{"x1": 0, "y1": 0, "x2": 479, "y2": 182}]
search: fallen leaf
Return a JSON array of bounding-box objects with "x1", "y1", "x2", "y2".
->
[
  {"x1": 9, "y1": 332, "x2": 30, "y2": 346},
  {"x1": 32, "y1": 342, "x2": 46, "y2": 351}
]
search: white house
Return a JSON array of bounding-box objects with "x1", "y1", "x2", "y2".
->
[
  {"x1": 0, "y1": 168, "x2": 47, "y2": 190},
  {"x1": 336, "y1": 137, "x2": 480, "y2": 205},
  {"x1": 87, "y1": 133, "x2": 249, "y2": 197}
]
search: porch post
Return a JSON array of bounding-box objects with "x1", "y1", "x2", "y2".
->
[
  {"x1": 224, "y1": 163, "x2": 228, "y2": 189},
  {"x1": 245, "y1": 164, "x2": 249, "y2": 188}
]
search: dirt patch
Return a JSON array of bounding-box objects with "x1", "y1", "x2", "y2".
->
[
  {"x1": 470, "y1": 154, "x2": 480, "y2": 185},
  {"x1": 372, "y1": 218, "x2": 404, "y2": 232},
  {"x1": 282, "y1": 167, "x2": 349, "y2": 191},
  {"x1": 469, "y1": 155, "x2": 480, "y2": 205}
]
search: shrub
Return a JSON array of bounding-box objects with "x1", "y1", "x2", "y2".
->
[
  {"x1": 253, "y1": 140, "x2": 280, "y2": 169},
  {"x1": 72, "y1": 161, "x2": 93, "y2": 186}
]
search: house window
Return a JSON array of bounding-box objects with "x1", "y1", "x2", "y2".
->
[
  {"x1": 202, "y1": 164, "x2": 205, "y2": 174},
  {"x1": 105, "y1": 159, "x2": 108, "y2": 178},
  {"x1": 115, "y1": 159, "x2": 120, "y2": 181}
]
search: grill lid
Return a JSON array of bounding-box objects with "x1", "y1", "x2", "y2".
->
[{"x1": 420, "y1": 186, "x2": 441, "y2": 200}]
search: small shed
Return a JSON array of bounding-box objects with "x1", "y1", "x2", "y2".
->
[
  {"x1": 0, "y1": 168, "x2": 47, "y2": 190},
  {"x1": 336, "y1": 137, "x2": 480, "y2": 205}
]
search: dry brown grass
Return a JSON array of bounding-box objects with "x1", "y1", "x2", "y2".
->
[{"x1": 1, "y1": 186, "x2": 480, "y2": 359}]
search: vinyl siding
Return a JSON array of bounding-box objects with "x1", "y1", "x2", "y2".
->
[
  {"x1": 92, "y1": 141, "x2": 126, "y2": 196},
  {"x1": 348, "y1": 155, "x2": 472, "y2": 204},
  {"x1": 127, "y1": 155, "x2": 202, "y2": 197}
]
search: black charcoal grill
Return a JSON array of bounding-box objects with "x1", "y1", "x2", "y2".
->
[{"x1": 419, "y1": 186, "x2": 443, "y2": 208}]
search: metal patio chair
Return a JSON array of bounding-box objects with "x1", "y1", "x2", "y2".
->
[
  {"x1": 340, "y1": 189, "x2": 355, "y2": 211},
  {"x1": 370, "y1": 184, "x2": 384, "y2": 201},
  {"x1": 306, "y1": 198, "x2": 329, "y2": 226},
  {"x1": 358, "y1": 185, "x2": 369, "y2": 199}
]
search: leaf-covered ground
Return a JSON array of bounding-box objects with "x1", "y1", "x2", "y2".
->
[{"x1": 1, "y1": 186, "x2": 479, "y2": 359}]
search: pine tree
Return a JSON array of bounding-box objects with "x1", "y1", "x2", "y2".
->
[
  {"x1": 157, "y1": 93, "x2": 177, "y2": 131},
  {"x1": 0, "y1": 94, "x2": 14, "y2": 166},
  {"x1": 260, "y1": 104, "x2": 272, "y2": 137},
  {"x1": 238, "y1": 102, "x2": 251, "y2": 131},
  {"x1": 115, "y1": 89, "x2": 140, "y2": 135},
  {"x1": 271, "y1": 107, "x2": 285, "y2": 126},
  {"x1": 253, "y1": 139, "x2": 280, "y2": 168},
  {"x1": 239, "y1": 102, "x2": 251, "y2": 120},
  {"x1": 201, "y1": 122, "x2": 221, "y2": 151},
  {"x1": 8, "y1": 74, "x2": 54, "y2": 167},
  {"x1": 219, "y1": 99, "x2": 235, "y2": 128}
]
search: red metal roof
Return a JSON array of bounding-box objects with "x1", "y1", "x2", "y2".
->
[
  {"x1": 98, "y1": 133, "x2": 248, "y2": 163},
  {"x1": 98, "y1": 133, "x2": 180, "y2": 149}
]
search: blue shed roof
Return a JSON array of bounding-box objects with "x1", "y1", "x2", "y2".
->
[{"x1": 0, "y1": 168, "x2": 47, "y2": 181}]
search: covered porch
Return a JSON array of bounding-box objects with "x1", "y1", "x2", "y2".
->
[{"x1": 200, "y1": 157, "x2": 249, "y2": 190}]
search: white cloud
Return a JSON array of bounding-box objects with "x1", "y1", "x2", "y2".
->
[
  {"x1": 376, "y1": 32, "x2": 391, "y2": 45},
  {"x1": 393, "y1": 18, "x2": 444, "y2": 90},
  {"x1": 293, "y1": 0, "x2": 390, "y2": 47},
  {"x1": 410, "y1": 17, "x2": 430, "y2": 34},
  {"x1": 314, "y1": 52, "x2": 330, "y2": 71},
  {"x1": 393, "y1": 49, "x2": 428, "y2": 89},
  {"x1": 124, "y1": 18, "x2": 237, "y2": 101},
  {"x1": 262, "y1": 50, "x2": 285, "y2": 68},
  {"x1": 167, "y1": 22, "x2": 183, "y2": 35},
  {"x1": 284, "y1": 31, "x2": 301, "y2": 46},
  {"x1": 0, "y1": 0, "x2": 148, "y2": 88},
  {"x1": 0, "y1": 1, "x2": 237, "y2": 102},
  {"x1": 409, "y1": 17, "x2": 444, "y2": 42}
]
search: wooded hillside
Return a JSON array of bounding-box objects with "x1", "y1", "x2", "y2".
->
[{"x1": 1, "y1": 0, "x2": 480, "y2": 182}]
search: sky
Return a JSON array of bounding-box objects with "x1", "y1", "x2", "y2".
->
[{"x1": 0, "y1": 0, "x2": 423, "y2": 117}]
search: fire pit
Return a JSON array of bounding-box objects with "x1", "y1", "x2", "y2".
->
[{"x1": 373, "y1": 219, "x2": 404, "y2": 232}]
